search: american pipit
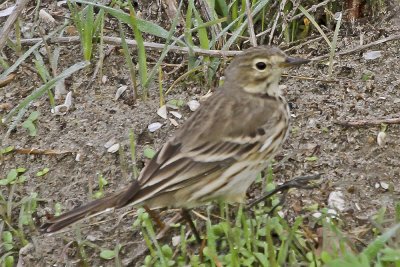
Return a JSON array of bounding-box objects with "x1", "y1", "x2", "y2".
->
[{"x1": 41, "y1": 46, "x2": 309, "y2": 233}]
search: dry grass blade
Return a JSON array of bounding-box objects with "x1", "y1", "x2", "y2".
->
[
  {"x1": 336, "y1": 117, "x2": 400, "y2": 127},
  {"x1": 0, "y1": 0, "x2": 30, "y2": 51},
  {"x1": 245, "y1": 0, "x2": 257, "y2": 47},
  {"x1": 0, "y1": 73, "x2": 16, "y2": 87},
  {"x1": 16, "y1": 36, "x2": 242, "y2": 57}
]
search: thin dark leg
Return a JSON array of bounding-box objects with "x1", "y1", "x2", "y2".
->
[
  {"x1": 144, "y1": 205, "x2": 166, "y2": 230},
  {"x1": 247, "y1": 173, "x2": 322, "y2": 210},
  {"x1": 181, "y1": 209, "x2": 202, "y2": 244}
]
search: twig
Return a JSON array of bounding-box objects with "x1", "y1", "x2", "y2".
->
[
  {"x1": 16, "y1": 33, "x2": 400, "y2": 62},
  {"x1": 13, "y1": 148, "x2": 74, "y2": 155},
  {"x1": 0, "y1": 0, "x2": 30, "y2": 51},
  {"x1": 312, "y1": 34, "x2": 400, "y2": 61},
  {"x1": 336, "y1": 117, "x2": 400, "y2": 126},
  {"x1": 245, "y1": 0, "x2": 257, "y2": 47},
  {"x1": 17, "y1": 36, "x2": 242, "y2": 57},
  {"x1": 284, "y1": 35, "x2": 328, "y2": 52},
  {"x1": 268, "y1": 0, "x2": 283, "y2": 45}
]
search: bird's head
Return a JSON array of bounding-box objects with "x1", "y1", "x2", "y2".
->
[{"x1": 224, "y1": 46, "x2": 309, "y2": 96}]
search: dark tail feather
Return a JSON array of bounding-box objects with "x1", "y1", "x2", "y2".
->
[{"x1": 41, "y1": 181, "x2": 140, "y2": 233}]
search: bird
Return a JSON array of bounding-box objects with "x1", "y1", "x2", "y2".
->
[{"x1": 41, "y1": 46, "x2": 309, "y2": 234}]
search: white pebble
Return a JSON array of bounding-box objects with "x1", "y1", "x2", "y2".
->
[
  {"x1": 169, "y1": 111, "x2": 182, "y2": 119},
  {"x1": 104, "y1": 137, "x2": 117, "y2": 148},
  {"x1": 187, "y1": 100, "x2": 200, "y2": 111},
  {"x1": 157, "y1": 105, "x2": 168, "y2": 119},
  {"x1": 169, "y1": 118, "x2": 178, "y2": 127},
  {"x1": 328, "y1": 191, "x2": 345, "y2": 212},
  {"x1": 148, "y1": 122, "x2": 162, "y2": 132},
  {"x1": 312, "y1": 212, "x2": 322, "y2": 218},
  {"x1": 377, "y1": 131, "x2": 386, "y2": 146},
  {"x1": 51, "y1": 92, "x2": 73, "y2": 115},
  {"x1": 363, "y1": 51, "x2": 382, "y2": 60},
  {"x1": 380, "y1": 182, "x2": 389, "y2": 190},
  {"x1": 107, "y1": 143, "x2": 120, "y2": 153},
  {"x1": 115, "y1": 85, "x2": 128, "y2": 100},
  {"x1": 172, "y1": 236, "x2": 181, "y2": 247}
]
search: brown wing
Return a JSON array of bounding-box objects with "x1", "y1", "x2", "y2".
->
[{"x1": 124, "y1": 90, "x2": 284, "y2": 207}]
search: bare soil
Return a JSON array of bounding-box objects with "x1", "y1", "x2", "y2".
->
[{"x1": 1, "y1": 1, "x2": 400, "y2": 266}]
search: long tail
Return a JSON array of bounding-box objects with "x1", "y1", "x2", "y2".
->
[{"x1": 40, "y1": 181, "x2": 140, "y2": 233}]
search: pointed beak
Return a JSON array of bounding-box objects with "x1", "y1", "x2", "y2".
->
[{"x1": 280, "y1": 56, "x2": 310, "y2": 67}]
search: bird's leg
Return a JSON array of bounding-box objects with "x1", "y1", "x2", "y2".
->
[
  {"x1": 144, "y1": 205, "x2": 166, "y2": 230},
  {"x1": 181, "y1": 209, "x2": 202, "y2": 244},
  {"x1": 246, "y1": 173, "x2": 322, "y2": 210}
]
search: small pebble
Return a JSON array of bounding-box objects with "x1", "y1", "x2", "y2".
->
[
  {"x1": 169, "y1": 111, "x2": 182, "y2": 119},
  {"x1": 328, "y1": 191, "x2": 345, "y2": 212},
  {"x1": 39, "y1": 9, "x2": 56, "y2": 24},
  {"x1": 169, "y1": 118, "x2": 178, "y2": 127},
  {"x1": 363, "y1": 51, "x2": 382, "y2": 60},
  {"x1": 380, "y1": 182, "x2": 389, "y2": 190},
  {"x1": 157, "y1": 105, "x2": 168, "y2": 119},
  {"x1": 148, "y1": 122, "x2": 162, "y2": 132},
  {"x1": 107, "y1": 143, "x2": 120, "y2": 153},
  {"x1": 115, "y1": 85, "x2": 128, "y2": 100},
  {"x1": 187, "y1": 100, "x2": 200, "y2": 111},
  {"x1": 172, "y1": 236, "x2": 180, "y2": 246},
  {"x1": 104, "y1": 137, "x2": 117, "y2": 149},
  {"x1": 377, "y1": 131, "x2": 386, "y2": 146},
  {"x1": 312, "y1": 212, "x2": 322, "y2": 218}
]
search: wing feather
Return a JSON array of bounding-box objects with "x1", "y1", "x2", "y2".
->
[{"x1": 133, "y1": 91, "x2": 285, "y2": 206}]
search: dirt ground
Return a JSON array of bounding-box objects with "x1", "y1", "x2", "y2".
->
[{"x1": 1, "y1": 1, "x2": 400, "y2": 266}]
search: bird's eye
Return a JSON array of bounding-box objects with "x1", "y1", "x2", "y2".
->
[{"x1": 255, "y1": 62, "x2": 267, "y2": 70}]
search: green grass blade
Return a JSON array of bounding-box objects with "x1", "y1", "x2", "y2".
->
[
  {"x1": 362, "y1": 223, "x2": 400, "y2": 261},
  {"x1": 143, "y1": 1, "x2": 183, "y2": 90},
  {"x1": 118, "y1": 21, "x2": 138, "y2": 100},
  {"x1": 73, "y1": 0, "x2": 185, "y2": 46},
  {"x1": 223, "y1": 0, "x2": 270, "y2": 50},
  {"x1": 128, "y1": 4, "x2": 148, "y2": 99},
  {"x1": 298, "y1": 5, "x2": 331, "y2": 47},
  {"x1": 328, "y1": 12, "x2": 342, "y2": 78}
]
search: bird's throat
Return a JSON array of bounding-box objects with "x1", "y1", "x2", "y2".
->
[{"x1": 243, "y1": 80, "x2": 280, "y2": 98}]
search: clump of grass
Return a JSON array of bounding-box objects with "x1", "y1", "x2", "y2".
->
[
  {"x1": 68, "y1": 3, "x2": 100, "y2": 61},
  {"x1": 92, "y1": 174, "x2": 109, "y2": 199},
  {"x1": 136, "y1": 169, "x2": 400, "y2": 266},
  {"x1": 0, "y1": 168, "x2": 39, "y2": 267}
]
